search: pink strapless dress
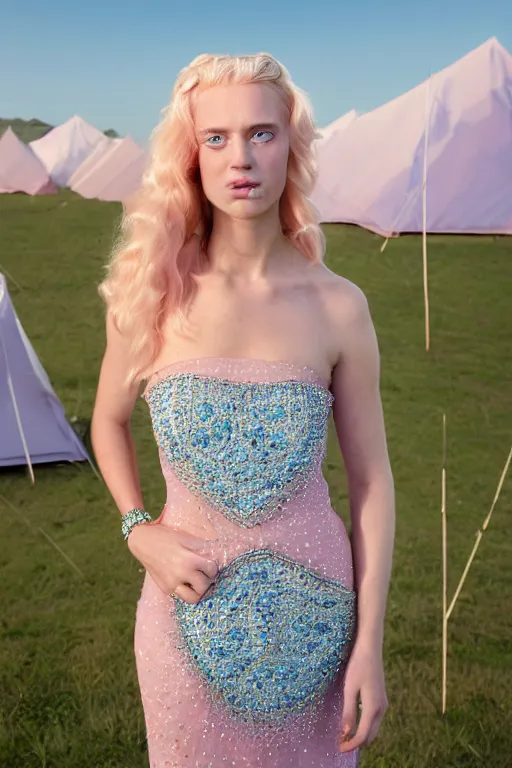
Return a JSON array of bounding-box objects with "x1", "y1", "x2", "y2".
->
[{"x1": 135, "y1": 357, "x2": 359, "y2": 767}]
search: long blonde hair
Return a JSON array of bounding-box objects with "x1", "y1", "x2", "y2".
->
[{"x1": 98, "y1": 52, "x2": 325, "y2": 387}]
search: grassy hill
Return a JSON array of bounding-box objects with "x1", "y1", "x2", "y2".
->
[
  {"x1": 0, "y1": 117, "x2": 120, "y2": 143},
  {"x1": 0, "y1": 191, "x2": 511, "y2": 767},
  {"x1": 0, "y1": 117, "x2": 53, "y2": 142}
]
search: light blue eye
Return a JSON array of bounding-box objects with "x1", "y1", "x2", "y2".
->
[
  {"x1": 253, "y1": 130, "x2": 274, "y2": 142},
  {"x1": 206, "y1": 135, "x2": 225, "y2": 146}
]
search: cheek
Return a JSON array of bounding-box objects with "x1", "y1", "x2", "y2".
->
[
  {"x1": 262, "y1": 143, "x2": 289, "y2": 186},
  {"x1": 198, "y1": 150, "x2": 221, "y2": 197}
]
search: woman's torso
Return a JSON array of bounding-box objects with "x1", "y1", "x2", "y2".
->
[{"x1": 139, "y1": 257, "x2": 355, "y2": 590}]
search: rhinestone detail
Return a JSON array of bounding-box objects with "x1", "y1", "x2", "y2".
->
[
  {"x1": 121, "y1": 508, "x2": 152, "y2": 540},
  {"x1": 144, "y1": 373, "x2": 334, "y2": 528},
  {"x1": 174, "y1": 548, "x2": 356, "y2": 725}
]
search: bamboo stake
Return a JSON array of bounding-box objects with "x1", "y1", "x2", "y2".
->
[
  {"x1": 445, "y1": 445, "x2": 512, "y2": 622},
  {"x1": 441, "y1": 414, "x2": 448, "y2": 713},
  {"x1": 441, "y1": 419, "x2": 511, "y2": 713}
]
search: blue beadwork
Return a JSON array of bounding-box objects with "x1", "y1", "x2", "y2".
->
[
  {"x1": 174, "y1": 548, "x2": 356, "y2": 724},
  {"x1": 145, "y1": 374, "x2": 334, "y2": 527}
]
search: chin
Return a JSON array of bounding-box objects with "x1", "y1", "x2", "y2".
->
[
  {"x1": 233, "y1": 196, "x2": 280, "y2": 217},
  {"x1": 208, "y1": 193, "x2": 281, "y2": 220},
  {"x1": 232, "y1": 206, "x2": 273, "y2": 221}
]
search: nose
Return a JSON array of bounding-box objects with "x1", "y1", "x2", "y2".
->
[{"x1": 230, "y1": 136, "x2": 253, "y2": 170}]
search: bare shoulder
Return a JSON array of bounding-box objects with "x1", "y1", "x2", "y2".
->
[
  {"x1": 304, "y1": 261, "x2": 373, "y2": 352},
  {"x1": 312, "y1": 263, "x2": 368, "y2": 312}
]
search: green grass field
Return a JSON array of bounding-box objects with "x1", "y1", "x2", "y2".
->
[{"x1": 1, "y1": 191, "x2": 511, "y2": 768}]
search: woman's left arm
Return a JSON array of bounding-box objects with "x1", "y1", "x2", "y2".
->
[{"x1": 328, "y1": 282, "x2": 395, "y2": 754}]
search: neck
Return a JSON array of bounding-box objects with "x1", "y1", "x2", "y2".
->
[{"x1": 207, "y1": 203, "x2": 287, "y2": 281}]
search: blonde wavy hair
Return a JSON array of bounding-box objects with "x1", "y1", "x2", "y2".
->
[{"x1": 98, "y1": 52, "x2": 325, "y2": 387}]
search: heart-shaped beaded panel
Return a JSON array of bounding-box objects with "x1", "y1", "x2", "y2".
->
[
  {"x1": 146, "y1": 374, "x2": 334, "y2": 527},
  {"x1": 174, "y1": 548, "x2": 356, "y2": 724}
]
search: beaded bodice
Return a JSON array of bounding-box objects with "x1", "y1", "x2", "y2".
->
[{"x1": 142, "y1": 357, "x2": 334, "y2": 529}]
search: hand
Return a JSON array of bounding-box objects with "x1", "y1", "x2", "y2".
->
[
  {"x1": 338, "y1": 642, "x2": 388, "y2": 753},
  {"x1": 127, "y1": 522, "x2": 219, "y2": 604}
]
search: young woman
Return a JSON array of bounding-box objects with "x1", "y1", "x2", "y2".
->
[{"x1": 91, "y1": 52, "x2": 395, "y2": 768}]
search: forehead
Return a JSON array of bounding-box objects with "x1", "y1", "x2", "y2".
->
[{"x1": 193, "y1": 83, "x2": 287, "y2": 130}]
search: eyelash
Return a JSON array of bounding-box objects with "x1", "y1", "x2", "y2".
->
[{"x1": 205, "y1": 130, "x2": 274, "y2": 147}]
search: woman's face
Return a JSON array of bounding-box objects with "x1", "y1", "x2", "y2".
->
[{"x1": 194, "y1": 83, "x2": 290, "y2": 219}]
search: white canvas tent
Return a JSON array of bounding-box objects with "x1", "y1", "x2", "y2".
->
[
  {"x1": 0, "y1": 274, "x2": 91, "y2": 481},
  {"x1": 317, "y1": 109, "x2": 357, "y2": 142},
  {"x1": 312, "y1": 37, "x2": 512, "y2": 236},
  {"x1": 30, "y1": 115, "x2": 109, "y2": 187},
  {"x1": 68, "y1": 137, "x2": 122, "y2": 189},
  {"x1": 69, "y1": 136, "x2": 146, "y2": 202},
  {"x1": 0, "y1": 128, "x2": 56, "y2": 195}
]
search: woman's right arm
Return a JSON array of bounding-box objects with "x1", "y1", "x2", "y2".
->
[
  {"x1": 91, "y1": 310, "x2": 145, "y2": 515},
  {"x1": 90, "y1": 310, "x2": 218, "y2": 603}
]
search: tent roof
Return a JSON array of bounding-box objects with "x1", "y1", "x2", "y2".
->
[
  {"x1": 30, "y1": 115, "x2": 109, "y2": 187},
  {"x1": 0, "y1": 127, "x2": 56, "y2": 195},
  {"x1": 317, "y1": 109, "x2": 358, "y2": 142},
  {"x1": 70, "y1": 136, "x2": 146, "y2": 202},
  {"x1": 312, "y1": 37, "x2": 512, "y2": 235},
  {"x1": 68, "y1": 137, "x2": 122, "y2": 188}
]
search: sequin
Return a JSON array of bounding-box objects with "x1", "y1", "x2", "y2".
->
[
  {"x1": 174, "y1": 548, "x2": 356, "y2": 725},
  {"x1": 144, "y1": 373, "x2": 334, "y2": 527}
]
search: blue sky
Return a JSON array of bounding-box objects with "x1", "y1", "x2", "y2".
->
[{"x1": 1, "y1": 0, "x2": 511, "y2": 146}]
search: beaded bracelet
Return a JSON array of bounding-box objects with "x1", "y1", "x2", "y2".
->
[{"x1": 121, "y1": 508, "x2": 153, "y2": 540}]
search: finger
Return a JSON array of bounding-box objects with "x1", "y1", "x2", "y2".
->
[
  {"x1": 189, "y1": 570, "x2": 216, "y2": 597},
  {"x1": 198, "y1": 558, "x2": 219, "y2": 580},
  {"x1": 340, "y1": 689, "x2": 359, "y2": 741},
  {"x1": 339, "y1": 709, "x2": 377, "y2": 753},
  {"x1": 366, "y1": 714, "x2": 383, "y2": 746},
  {"x1": 173, "y1": 583, "x2": 201, "y2": 604},
  {"x1": 187, "y1": 553, "x2": 218, "y2": 578},
  {"x1": 369, "y1": 700, "x2": 387, "y2": 744}
]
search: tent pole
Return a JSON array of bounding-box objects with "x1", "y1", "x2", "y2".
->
[
  {"x1": 0, "y1": 331, "x2": 35, "y2": 484},
  {"x1": 423, "y1": 72, "x2": 432, "y2": 352}
]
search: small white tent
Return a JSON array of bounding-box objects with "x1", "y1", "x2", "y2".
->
[
  {"x1": 69, "y1": 136, "x2": 146, "y2": 202},
  {"x1": 0, "y1": 274, "x2": 91, "y2": 481},
  {"x1": 312, "y1": 37, "x2": 512, "y2": 236},
  {"x1": 0, "y1": 128, "x2": 56, "y2": 195},
  {"x1": 30, "y1": 115, "x2": 109, "y2": 187}
]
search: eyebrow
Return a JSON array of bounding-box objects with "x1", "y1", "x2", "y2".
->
[{"x1": 198, "y1": 122, "x2": 280, "y2": 136}]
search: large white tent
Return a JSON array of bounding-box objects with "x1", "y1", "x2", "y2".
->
[
  {"x1": 312, "y1": 37, "x2": 512, "y2": 236},
  {"x1": 0, "y1": 274, "x2": 90, "y2": 480},
  {"x1": 69, "y1": 136, "x2": 146, "y2": 202},
  {"x1": 317, "y1": 109, "x2": 358, "y2": 142},
  {"x1": 0, "y1": 128, "x2": 56, "y2": 195},
  {"x1": 30, "y1": 115, "x2": 109, "y2": 187},
  {"x1": 67, "y1": 137, "x2": 122, "y2": 189}
]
